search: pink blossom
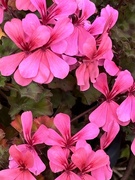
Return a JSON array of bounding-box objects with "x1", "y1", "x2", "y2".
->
[
  {"x1": 48, "y1": 146, "x2": 81, "y2": 180},
  {"x1": 0, "y1": 14, "x2": 74, "y2": 86},
  {"x1": 89, "y1": 71, "x2": 133, "y2": 147},
  {"x1": 0, "y1": 13, "x2": 51, "y2": 85},
  {"x1": 9, "y1": 111, "x2": 48, "y2": 175},
  {"x1": 65, "y1": 0, "x2": 96, "y2": 55},
  {"x1": 45, "y1": 113, "x2": 99, "y2": 151},
  {"x1": 76, "y1": 33, "x2": 112, "y2": 91},
  {"x1": 0, "y1": 145, "x2": 36, "y2": 180},
  {"x1": 71, "y1": 140, "x2": 112, "y2": 180}
]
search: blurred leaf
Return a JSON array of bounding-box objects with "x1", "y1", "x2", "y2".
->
[
  {"x1": 14, "y1": 82, "x2": 45, "y2": 101},
  {"x1": 120, "y1": 145, "x2": 130, "y2": 160},
  {"x1": 48, "y1": 74, "x2": 76, "y2": 91},
  {"x1": 8, "y1": 88, "x2": 53, "y2": 118},
  {"x1": 0, "y1": 74, "x2": 6, "y2": 87},
  {"x1": 0, "y1": 145, "x2": 9, "y2": 170},
  {"x1": 77, "y1": 85, "x2": 101, "y2": 105},
  {"x1": 0, "y1": 37, "x2": 18, "y2": 57}
]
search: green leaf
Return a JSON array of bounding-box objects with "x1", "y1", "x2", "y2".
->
[
  {"x1": 0, "y1": 74, "x2": 6, "y2": 87},
  {"x1": 8, "y1": 88, "x2": 53, "y2": 118},
  {"x1": 48, "y1": 74, "x2": 76, "y2": 91},
  {"x1": 75, "y1": 85, "x2": 101, "y2": 105}
]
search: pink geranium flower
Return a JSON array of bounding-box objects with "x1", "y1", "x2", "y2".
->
[
  {"x1": 71, "y1": 140, "x2": 112, "y2": 180},
  {"x1": 89, "y1": 71, "x2": 133, "y2": 147},
  {"x1": 9, "y1": 111, "x2": 48, "y2": 176},
  {"x1": 65, "y1": 0, "x2": 96, "y2": 56},
  {"x1": 0, "y1": 13, "x2": 74, "y2": 86},
  {"x1": 45, "y1": 113, "x2": 99, "y2": 151},
  {"x1": 0, "y1": 13, "x2": 51, "y2": 85},
  {"x1": 76, "y1": 33, "x2": 112, "y2": 91},
  {"x1": 0, "y1": 145, "x2": 36, "y2": 180},
  {"x1": 48, "y1": 146, "x2": 81, "y2": 180}
]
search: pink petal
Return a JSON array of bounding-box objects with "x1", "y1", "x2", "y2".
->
[
  {"x1": 82, "y1": 31, "x2": 96, "y2": 58},
  {"x1": 4, "y1": 19, "x2": 25, "y2": 49},
  {"x1": 29, "y1": 149, "x2": 46, "y2": 175},
  {"x1": 130, "y1": 96, "x2": 135, "y2": 122},
  {"x1": 0, "y1": 52, "x2": 25, "y2": 76},
  {"x1": 131, "y1": 138, "x2": 135, "y2": 155},
  {"x1": 16, "y1": 0, "x2": 36, "y2": 11},
  {"x1": 19, "y1": 50, "x2": 41, "y2": 78},
  {"x1": 18, "y1": 170, "x2": 36, "y2": 180},
  {"x1": 73, "y1": 122, "x2": 99, "y2": 141},
  {"x1": 101, "y1": 5, "x2": 118, "y2": 31},
  {"x1": 93, "y1": 73, "x2": 109, "y2": 97},
  {"x1": 33, "y1": 50, "x2": 52, "y2": 83},
  {"x1": 75, "y1": 140, "x2": 92, "y2": 153},
  {"x1": 46, "y1": 49, "x2": 69, "y2": 79},
  {"x1": 0, "y1": 168, "x2": 22, "y2": 180},
  {"x1": 72, "y1": 148, "x2": 89, "y2": 171},
  {"x1": 51, "y1": 40, "x2": 67, "y2": 54},
  {"x1": 54, "y1": 113, "x2": 71, "y2": 140},
  {"x1": 76, "y1": 63, "x2": 87, "y2": 86},
  {"x1": 50, "y1": 18, "x2": 74, "y2": 45},
  {"x1": 97, "y1": 33, "x2": 112, "y2": 58},
  {"x1": 65, "y1": 28, "x2": 79, "y2": 56},
  {"x1": 47, "y1": 146, "x2": 68, "y2": 172},
  {"x1": 78, "y1": 26, "x2": 92, "y2": 54},
  {"x1": 88, "y1": 150, "x2": 110, "y2": 171},
  {"x1": 51, "y1": 0, "x2": 77, "y2": 19},
  {"x1": 104, "y1": 59, "x2": 119, "y2": 76},
  {"x1": 91, "y1": 165, "x2": 112, "y2": 180},
  {"x1": 22, "y1": 13, "x2": 41, "y2": 36},
  {"x1": 102, "y1": 101, "x2": 119, "y2": 131},
  {"x1": 32, "y1": 125, "x2": 48, "y2": 145},
  {"x1": 0, "y1": 8, "x2": 4, "y2": 24},
  {"x1": 89, "y1": 102, "x2": 108, "y2": 127},
  {"x1": 76, "y1": 0, "x2": 96, "y2": 19},
  {"x1": 45, "y1": 129, "x2": 64, "y2": 146},
  {"x1": 100, "y1": 121, "x2": 120, "y2": 149},
  {"x1": 30, "y1": 25, "x2": 51, "y2": 50},
  {"x1": 88, "y1": 60, "x2": 99, "y2": 83},
  {"x1": 30, "y1": 0, "x2": 47, "y2": 17},
  {"x1": 14, "y1": 69, "x2": 32, "y2": 86},
  {"x1": 117, "y1": 96, "x2": 132, "y2": 122},
  {"x1": 111, "y1": 70, "x2": 133, "y2": 98},
  {"x1": 89, "y1": 17, "x2": 105, "y2": 35},
  {"x1": 21, "y1": 111, "x2": 33, "y2": 144}
]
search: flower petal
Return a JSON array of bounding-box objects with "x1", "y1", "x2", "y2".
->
[
  {"x1": 21, "y1": 111, "x2": 33, "y2": 143},
  {"x1": 0, "y1": 52, "x2": 25, "y2": 76},
  {"x1": 46, "y1": 49, "x2": 69, "y2": 79},
  {"x1": 19, "y1": 50, "x2": 41, "y2": 78}
]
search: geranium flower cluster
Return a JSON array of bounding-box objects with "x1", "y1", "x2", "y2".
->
[
  {"x1": 0, "y1": 111, "x2": 112, "y2": 180},
  {"x1": 0, "y1": 0, "x2": 118, "y2": 89},
  {"x1": 0, "y1": 0, "x2": 135, "y2": 179}
]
